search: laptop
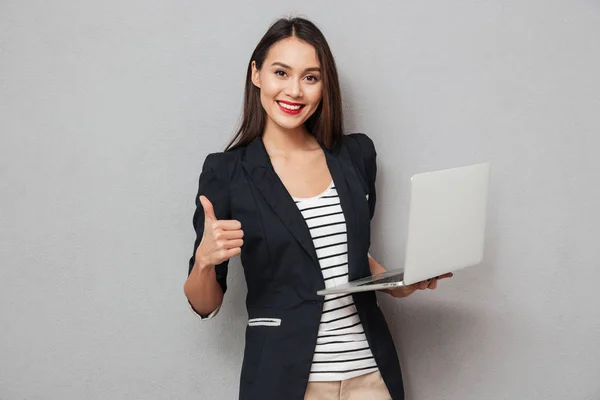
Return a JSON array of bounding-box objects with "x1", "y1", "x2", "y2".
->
[{"x1": 317, "y1": 162, "x2": 490, "y2": 296}]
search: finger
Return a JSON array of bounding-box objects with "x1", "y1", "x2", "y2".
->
[
  {"x1": 213, "y1": 219, "x2": 242, "y2": 231},
  {"x1": 428, "y1": 279, "x2": 438, "y2": 290},
  {"x1": 418, "y1": 280, "x2": 429, "y2": 290},
  {"x1": 402, "y1": 284, "x2": 418, "y2": 294},
  {"x1": 219, "y1": 238, "x2": 244, "y2": 250},
  {"x1": 222, "y1": 247, "x2": 241, "y2": 260},
  {"x1": 199, "y1": 195, "x2": 217, "y2": 222},
  {"x1": 214, "y1": 229, "x2": 244, "y2": 240},
  {"x1": 385, "y1": 286, "x2": 414, "y2": 298},
  {"x1": 437, "y1": 272, "x2": 454, "y2": 280}
]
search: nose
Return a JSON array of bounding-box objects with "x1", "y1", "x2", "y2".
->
[{"x1": 284, "y1": 78, "x2": 303, "y2": 98}]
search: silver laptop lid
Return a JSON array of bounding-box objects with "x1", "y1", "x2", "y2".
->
[{"x1": 402, "y1": 162, "x2": 490, "y2": 285}]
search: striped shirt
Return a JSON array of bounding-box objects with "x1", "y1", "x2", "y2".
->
[{"x1": 293, "y1": 181, "x2": 378, "y2": 382}]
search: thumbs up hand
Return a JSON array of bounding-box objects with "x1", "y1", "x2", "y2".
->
[{"x1": 195, "y1": 195, "x2": 244, "y2": 268}]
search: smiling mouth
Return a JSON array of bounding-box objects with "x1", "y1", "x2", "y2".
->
[{"x1": 277, "y1": 101, "x2": 305, "y2": 112}]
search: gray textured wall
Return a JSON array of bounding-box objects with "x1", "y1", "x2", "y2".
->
[{"x1": 1, "y1": 1, "x2": 599, "y2": 399}]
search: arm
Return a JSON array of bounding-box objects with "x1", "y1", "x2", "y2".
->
[
  {"x1": 185, "y1": 195, "x2": 243, "y2": 317},
  {"x1": 185, "y1": 254, "x2": 225, "y2": 318},
  {"x1": 184, "y1": 154, "x2": 240, "y2": 319},
  {"x1": 368, "y1": 253, "x2": 386, "y2": 276}
]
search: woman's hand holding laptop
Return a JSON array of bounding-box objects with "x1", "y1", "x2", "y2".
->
[
  {"x1": 368, "y1": 255, "x2": 454, "y2": 298},
  {"x1": 383, "y1": 272, "x2": 454, "y2": 298}
]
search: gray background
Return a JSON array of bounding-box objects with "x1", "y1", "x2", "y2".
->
[{"x1": 1, "y1": 0, "x2": 599, "y2": 399}]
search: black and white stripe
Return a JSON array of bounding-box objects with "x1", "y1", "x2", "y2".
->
[{"x1": 293, "y1": 182, "x2": 378, "y2": 382}]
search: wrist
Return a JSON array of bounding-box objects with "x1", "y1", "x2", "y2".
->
[{"x1": 194, "y1": 253, "x2": 214, "y2": 274}]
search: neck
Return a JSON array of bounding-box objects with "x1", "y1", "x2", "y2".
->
[{"x1": 262, "y1": 119, "x2": 316, "y2": 153}]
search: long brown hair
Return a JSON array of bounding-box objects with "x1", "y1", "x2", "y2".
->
[{"x1": 225, "y1": 17, "x2": 344, "y2": 151}]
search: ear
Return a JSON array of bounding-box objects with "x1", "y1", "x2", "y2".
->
[{"x1": 251, "y1": 61, "x2": 261, "y2": 89}]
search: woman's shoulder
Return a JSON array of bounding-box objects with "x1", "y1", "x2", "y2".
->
[
  {"x1": 201, "y1": 143, "x2": 247, "y2": 177},
  {"x1": 202, "y1": 151, "x2": 228, "y2": 168},
  {"x1": 344, "y1": 133, "x2": 376, "y2": 158}
]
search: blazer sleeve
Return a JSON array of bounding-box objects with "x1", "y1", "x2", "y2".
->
[
  {"x1": 348, "y1": 133, "x2": 378, "y2": 221},
  {"x1": 188, "y1": 152, "x2": 231, "y2": 302}
]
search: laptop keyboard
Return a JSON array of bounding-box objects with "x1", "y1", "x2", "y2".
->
[{"x1": 356, "y1": 273, "x2": 404, "y2": 286}]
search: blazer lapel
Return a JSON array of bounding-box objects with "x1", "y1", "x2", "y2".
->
[
  {"x1": 327, "y1": 143, "x2": 369, "y2": 281},
  {"x1": 241, "y1": 137, "x2": 320, "y2": 269}
]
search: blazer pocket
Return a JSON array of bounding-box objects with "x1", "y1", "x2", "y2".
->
[{"x1": 248, "y1": 318, "x2": 282, "y2": 327}]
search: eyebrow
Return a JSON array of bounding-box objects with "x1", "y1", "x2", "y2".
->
[{"x1": 270, "y1": 62, "x2": 321, "y2": 73}]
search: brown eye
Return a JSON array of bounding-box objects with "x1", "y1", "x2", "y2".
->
[{"x1": 274, "y1": 70, "x2": 287, "y2": 77}]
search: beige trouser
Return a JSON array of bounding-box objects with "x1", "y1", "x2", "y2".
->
[{"x1": 304, "y1": 371, "x2": 392, "y2": 400}]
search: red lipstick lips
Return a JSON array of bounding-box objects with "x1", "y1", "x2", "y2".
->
[{"x1": 277, "y1": 100, "x2": 305, "y2": 115}]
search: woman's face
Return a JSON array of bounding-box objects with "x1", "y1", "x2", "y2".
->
[{"x1": 252, "y1": 37, "x2": 323, "y2": 133}]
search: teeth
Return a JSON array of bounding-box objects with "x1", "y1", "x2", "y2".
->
[{"x1": 278, "y1": 102, "x2": 302, "y2": 110}]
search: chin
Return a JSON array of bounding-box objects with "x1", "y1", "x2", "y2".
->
[
  {"x1": 276, "y1": 120, "x2": 306, "y2": 131},
  {"x1": 270, "y1": 114, "x2": 310, "y2": 132}
]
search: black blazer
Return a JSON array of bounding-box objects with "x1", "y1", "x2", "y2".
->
[{"x1": 188, "y1": 133, "x2": 405, "y2": 400}]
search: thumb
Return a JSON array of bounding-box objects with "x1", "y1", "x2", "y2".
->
[{"x1": 199, "y1": 195, "x2": 217, "y2": 222}]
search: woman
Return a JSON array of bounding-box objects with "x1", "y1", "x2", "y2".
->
[{"x1": 184, "y1": 17, "x2": 452, "y2": 400}]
